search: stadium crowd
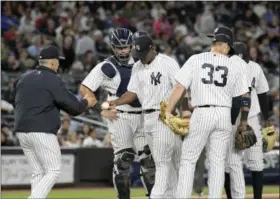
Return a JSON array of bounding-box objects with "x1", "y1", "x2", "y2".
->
[{"x1": 1, "y1": 1, "x2": 279, "y2": 148}]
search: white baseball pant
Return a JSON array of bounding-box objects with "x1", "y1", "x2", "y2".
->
[
  {"x1": 17, "y1": 132, "x2": 61, "y2": 199},
  {"x1": 176, "y1": 107, "x2": 232, "y2": 199},
  {"x1": 144, "y1": 111, "x2": 182, "y2": 199},
  {"x1": 225, "y1": 115, "x2": 263, "y2": 198}
]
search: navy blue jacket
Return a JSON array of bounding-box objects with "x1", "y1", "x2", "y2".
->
[{"x1": 11, "y1": 66, "x2": 88, "y2": 135}]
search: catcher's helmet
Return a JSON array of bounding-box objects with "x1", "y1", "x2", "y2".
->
[{"x1": 109, "y1": 28, "x2": 133, "y2": 65}]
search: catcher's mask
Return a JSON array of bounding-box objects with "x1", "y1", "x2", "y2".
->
[
  {"x1": 109, "y1": 28, "x2": 133, "y2": 65},
  {"x1": 207, "y1": 26, "x2": 235, "y2": 55}
]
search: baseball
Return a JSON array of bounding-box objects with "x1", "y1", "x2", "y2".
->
[{"x1": 101, "y1": 102, "x2": 110, "y2": 110}]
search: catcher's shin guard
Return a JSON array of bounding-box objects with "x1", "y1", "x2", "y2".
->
[
  {"x1": 252, "y1": 171, "x2": 263, "y2": 199},
  {"x1": 224, "y1": 172, "x2": 232, "y2": 199},
  {"x1": 138, "y1": 145, "x2": 155, "y2": 197},
  {"x1": 113, "y1": 148, "x2": 135, "y2": 199}
]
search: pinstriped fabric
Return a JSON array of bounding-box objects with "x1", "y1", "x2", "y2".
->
[
  {"x1": 144, "y1": 111, "x2": 182, "y2": 199},
  {"x1": 17, "y1": 132, "x2": 61, "y2": 199},
  {"x1": 225, "y1": 123, "x2": 246, "y2": 199},
  {"x1": 175, "y1": 52, "x2": 249, "y2": 108},
  {"x1": 127, "y1": 54, "x2": 181, "y2": 198},
  {"x1": 127, "y1": 53, "x2": 181, "y2": 110},
  {"x1": 107, "y1": 112, "x2": 146, "y2": 154},
  {"x1": 247, "y1": 60, "x2": 269, "y2": 118},
  {"x1": 82, "y1": 61, "x2": 142, "y2": 112},
  {"x1": 176, "y1": 107, "x2": 231, "y2": 199},
  {"x1": 244, "y1": 116, "x2": 264, "y2": 171},
  {"x1": 225, "y1": 59, "x2": 268, "y2": 197}
]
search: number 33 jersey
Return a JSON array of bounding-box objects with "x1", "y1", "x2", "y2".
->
[{"x1": 175, "y1": 52, "x2": 249, "y2": 108}]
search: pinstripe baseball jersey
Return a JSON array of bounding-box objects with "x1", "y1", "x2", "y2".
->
[
  {"x1": 127, "y1": 53, "x2": 180, "y2": 110},
  {"x1": 247, "y1": 60, "x2": 269, "y2": 118},
  {"x1": 175, "y1": 52, "x2": 249, "y2": 107},
  {"x1": 82, "y1": 56, "x2": 142, "y2": 112}
]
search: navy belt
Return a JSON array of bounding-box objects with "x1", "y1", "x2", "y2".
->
[
  {"x1": 117, "y1": 110, "x2": 143, "y2": 114},
  {"x1": 197, "y1": 105, "x2": 228, "y2": 108},
  {"x1": 143, "y1": 109, "x2": 160, "y2": 114}
]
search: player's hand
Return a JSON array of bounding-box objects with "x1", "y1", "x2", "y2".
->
[
  {"x1": 101, "y1": 109, "x2": 118, "y2": 120},
  {"x1": 84, "y1": 94, "x2": 97, "y2": 107},
  {"x1": 182, "y1": 110, "x2": 192, "y2": 118},
  {"x1": 108, "y1": 100, "x2": 117, "y2": 109}
]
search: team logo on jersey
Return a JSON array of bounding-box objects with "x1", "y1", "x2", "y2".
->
[{"x1": 150, "y1": 72, "x2": 162, "y2": 86}]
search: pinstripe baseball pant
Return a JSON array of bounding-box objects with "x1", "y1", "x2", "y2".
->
[
  {"x1": 107, "y1": 112, "x2": 146, "y2": 154},
  {"x1": 176, "y1": 107, "x2": 232, "y2": 199},
  {"x1": 16, "y1": 132, "x2": 61, "y2": 199},
  {"x1": 144, "y1": 111, "x2": 182, "y2": 199},
  {"x1": 225, "y1": 115, "x2": 263, "y2": 198}
]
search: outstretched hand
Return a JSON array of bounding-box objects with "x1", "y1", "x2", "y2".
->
[{"x1": 83, "y1": 94, "x2": 97, "y2": 107}]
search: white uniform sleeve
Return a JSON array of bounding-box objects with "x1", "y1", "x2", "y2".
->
[
  {"x1": 167, "y1": 58, "x2": 181, "y2": 86},
  {"x1": 233, "y1": 61, "x2": 249, "y2": 97},
  {"x1": 82, "y1": 67, "x2": 104, "y2": 92},
  {"x1": 174, "y1": 55, "x2": 195, "y2": 89},
  {"x1": 127, "y1": 64, "x2": 139, "y2": 94},
  {"x1": 256, "y1": 64, "x2": 269, "y2": 94}
]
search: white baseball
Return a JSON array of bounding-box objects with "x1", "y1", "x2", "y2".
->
[{"x1": 101, "y1": 102, "x2": 110, "y2": 110}]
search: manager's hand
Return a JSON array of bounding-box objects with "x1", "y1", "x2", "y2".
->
[{"x1": 83, "y1": 94, "x2": 97, "y2": 107}]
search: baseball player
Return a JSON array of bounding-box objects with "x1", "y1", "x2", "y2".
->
[
  {"x1": 224, "y1": 42, "x2": 270, "y2": 199},
  {"x1": 107, "y1": 31, "x2": 186, "y2": 198},
  {"x1": 165, "y1": 26, "x2": 250, "y2": 199},
  {"x1": 11, "y1": 46, "x2": 95, "y2": 199},
  {"x1": 79, "y1": 28, "x2": 155, "y2": 199}
]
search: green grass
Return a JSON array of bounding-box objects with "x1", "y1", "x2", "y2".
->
[{"x1": 1, "y1": 186, "x2": 279, "y2": 199}]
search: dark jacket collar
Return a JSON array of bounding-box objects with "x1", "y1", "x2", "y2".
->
[{"x1": 37, "y1": 66, "x2": 57, "y2": 74}]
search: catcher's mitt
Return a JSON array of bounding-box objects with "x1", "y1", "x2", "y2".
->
[
  {"x1": 235, "y1": 124, "x2": 257, "y2": 150},
  {"x1": 159, "y1": 101, "x2": 190, "y2": 136},
  {"x1": 262, "y1": 126, "x2": 276, "y2": 153}
]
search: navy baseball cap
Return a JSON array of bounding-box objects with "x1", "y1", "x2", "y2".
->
[
  {"x1": 233, "y1": 42, "x2": 249, "y2": 63},
  {"x1": 207, "y1": 26, "x2": 234, "y2": 46},
  {"x1": 131, "y1": 31, "x2": 153, "y2": 58},
  {"x1": 38, "y1": 45, "x2": 65, "y2": 60}
]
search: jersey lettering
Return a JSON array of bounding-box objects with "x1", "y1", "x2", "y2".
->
[
  {"x1": 151, "y1": 72, "x2": 162, "y2": 86},
  {"x1": 201, "y1": 63, "x2": 228, "y2": 87}
]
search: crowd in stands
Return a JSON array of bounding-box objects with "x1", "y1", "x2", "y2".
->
[{"x1": 1, "y1": 1, "x2": 279, "y2": 147}]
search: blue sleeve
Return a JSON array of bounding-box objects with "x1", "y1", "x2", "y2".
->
[
  {"x1": 50, "y1": 77, "x2": 88, "y2": 116},
  {"x1": 101, "y1": 63, "x2": 116, "y2": 78}
]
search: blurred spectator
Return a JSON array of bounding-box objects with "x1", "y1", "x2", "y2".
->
[
  {"x1": 152, "y1": 9, "x2": 171, "y2": 39},
  {"x1": 18, "y1": 9, "x2": 36, "y2": 35},
  {"x1": 82, "y1": 128, "x2": 103, "y2": 148},
  {"x1": 103, "y1": 132, "x2": 112, "y2": 148},
  {"x1": 27, "y1": 35, "x2": 43, "y2": 57},
  {"x1": 63, "y1": 132, "x2": 81, "y2": 148},
  {"x1": 75, "y1": 30, "x2": 95, "y2": 60},
  {"x1": 82, "y1": 50, "x2": 97, "y2": 72},
  {"x1": 2, "y1": 79, "x2": 15, "y2": 103},
  {"x1": 1, "y1": 131, "x2": 15, "y2": 146},
  {"x1": 61, "y1": 35, "x2": 75, "y2": 72},
  {"x1": 57, "y1": 118, "x2": 71, "y2": 145}
]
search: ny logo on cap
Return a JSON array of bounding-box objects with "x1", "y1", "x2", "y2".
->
[
  {"x1": 214, "y1": 28, "x2": 219, "y2": 34},
  {"x1": 238, "y1": 53, "x2": 243, "y2": 59},
  {"x1": 134, "y1": 32, "x2": 140, "y2": 38},
  {"x1": 134, "y1": 44, "x2": 140, "y2": 51}
]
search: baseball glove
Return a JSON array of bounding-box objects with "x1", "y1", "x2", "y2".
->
[
  {"x1": 235, "y1": 124, "x2": 257, "y2": 150},
  {"x1": 262, "y1": 126, "x2": 276, "y2": 153},
  {"x1": 159, "y1": 101, "x2": 190, "y2": 136}
]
